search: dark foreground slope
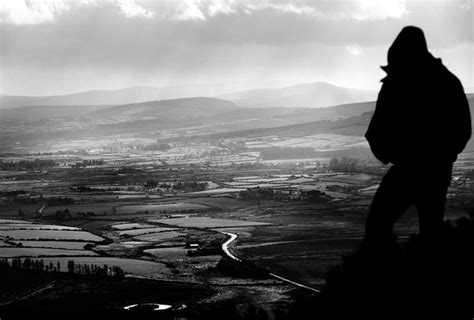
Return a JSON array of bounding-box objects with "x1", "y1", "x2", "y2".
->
[{"x1": 288, "y1": 215, "x2": 474, "y2": 320}]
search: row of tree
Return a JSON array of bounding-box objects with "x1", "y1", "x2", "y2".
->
[
  {"x1": 137, "y1": 143, "x2": 171, "y2": 151},
  {"x1": 0, "y1": 159, "x2": 56, "y2": 171},
  {"x1": 239, "y1": 187, "x2": 331, "y2": 202},
  {"x1": 0, "y1": 257, "x2": 61, "y2": 272},
  {"x1": 71, "y1": 159, "x2": 105, "y2": 169},
  {"x1": 0, "y1": 257, "x2": 124, "y2": 278},
  {"x1": 144, "y1": 180, "x2": 208, "y2": 192},
  {"x1": 328, "y1": 157, "x2": 360, "y2": 173},
  {"x1": 14, "y1": 196, "x2": 74, "y2": 205},
  {"x1": 260, "y1": 147, "x2": 316, "y2": 160},
  {"x1": 66, "y1": 260, "x2": 124, "y2": 278}
]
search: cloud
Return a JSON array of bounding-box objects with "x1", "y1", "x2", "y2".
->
[
  {"x1": 351, "y1": 0, "x2": 408, "y2": 20},
  {"x1": 172, "y1": 0, "x2": 409, "y2": 21},
  {"x1": 207, "y1": 0, "x2": 236, "y2": 16},
  {"x1": 172, "y1": 0, "x2": 206, "y2": 21},
  {"x1": 0, "y1": 0, "x2": 410, "y2": 24},
  {"x1": 0, "y1": 0, "x2": 155, "y2": 24},
  {"x1": 115, "y1": 0, "x2": 155, "y2": 18},
  {"x1": 0, "y1": 0, "x2": 70, "y2": 25}
]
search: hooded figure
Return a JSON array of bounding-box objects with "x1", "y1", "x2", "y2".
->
[{"x1": 363, "y1": 26, "x2": 471, "y2": 248}]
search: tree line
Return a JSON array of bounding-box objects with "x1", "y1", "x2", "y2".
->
[
  {"x1": 0, "y1": 257, "x2": 124, "y2": 278},
  {"x1": 239, "y1": 187, "x2": 331, "y2": 202},
  {"x1": 0, "y1": 159, "x2": 56, "y2": 171}
]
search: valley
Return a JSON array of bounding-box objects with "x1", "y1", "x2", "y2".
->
[{"x1": 0, "y1": 85, "x2": 473, "y2": 318}]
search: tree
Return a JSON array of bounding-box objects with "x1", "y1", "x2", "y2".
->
[
  {"x1": 145, "y1": 180, "x2": 159, "y2": 189},
  {"x1": 67, "y1": 260, "x2": 74, "y2": 273}
]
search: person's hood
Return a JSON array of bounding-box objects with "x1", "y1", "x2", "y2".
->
[{"x1": 380, "y1": 26, "x2": 441, "y2": 80}]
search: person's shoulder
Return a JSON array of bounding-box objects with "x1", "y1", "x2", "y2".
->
[{"x1": 436, "y1": 59, "x2": 463, "y2": 88}]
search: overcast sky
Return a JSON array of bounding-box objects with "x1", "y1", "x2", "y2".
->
[{"x1": 0, "y1": 0, "x2": 472, "y2": 96}]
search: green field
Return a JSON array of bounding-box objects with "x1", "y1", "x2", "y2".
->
[{"x1": 151, "y1": 217, "x2": 270, "y2": 229}]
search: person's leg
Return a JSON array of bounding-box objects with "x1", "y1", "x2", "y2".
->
[
  {"x1": 415, "y1": 164, "x2": 452, "y2": 238},
  {"x1": 364, "y1": 165, "x2": 414, "y2": 249}
]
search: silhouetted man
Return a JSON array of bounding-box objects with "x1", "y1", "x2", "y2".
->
[{"x1": 364, "y1": 26, "x2": 471, "y2": 248}]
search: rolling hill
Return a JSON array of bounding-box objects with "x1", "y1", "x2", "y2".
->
[
  {"x1": 88, "y1": 97, "x2": 239, "y2": 122},
  {"x1": 174, "y1": 95, "x2": 474, "y2": 153},
  {"x1": 0, "y1": 82, "x2": 376, "y2": 110},
  {"x1": 1, "y1": 92, "x2": 472, "y2": 154},
  {"x1": 0, "y1": 105, "x2": 110, "y2": 121},
  {"x1": 0, "y1": 97, "x2": 238, "y2": 122},
  {"x1": 0, "y1": 85, "x2": 242, "y2": 109},
  {"x1": 0, "y1": 87, "x2": 161, "y2": 109},
  {"x1": 218, "y1": 82, "x2": 377, "y2": 108}
]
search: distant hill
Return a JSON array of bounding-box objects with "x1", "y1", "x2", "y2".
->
[
  {"x1": 0, "y1": 87, "x2": 161, "y2": 109},
  {"x1": 0, "y1": 97, "x2": 238, "y2": 122},
  {"x1": 0, "y1": 85, "x2": 245, "y2": 109},
  {"x1": 89, "y1": 97, "x2": 239, "y2": 122},
  {"x1": 1, "y1": 93, "x2": 472, "y2": 152},
  {"x1": 180, "y1": 95, "x2": 474, "y2": 153},
  {"x1": 218, "y1": 82, "x2": 377, "y2": 108},
  {"x1": 0, "y1": 105, "x2": 110, "y2": 121}
]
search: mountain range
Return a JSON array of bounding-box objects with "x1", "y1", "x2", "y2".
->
[
  {"x1": 0, "y1": 82, "x2": 472, "y2": 153},
  {"x1": 218, "y1": 82, "x2": 377, "y2": 108},
  {"x1": 0, "y1": 82, "x2": 376, "y2": 110}
]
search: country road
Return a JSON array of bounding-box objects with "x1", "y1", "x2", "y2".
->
[{"x1": 220, "y1": 231, "x2": 321, "y2": 294}]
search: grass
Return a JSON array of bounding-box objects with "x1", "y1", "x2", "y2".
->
[
  {"x1": 39, "y1": 256, "x2": 171, "y2": 277},
  {"x1": 0, "y1": 269, "x2": 212, "y2": 315},
  {"x1": 0, "y1": 230, "x2": 104, "y2": 241},
  {"x1": 11, "y1": 241, "x2": 92, "y2": 250},
  {"x1": 150, "y1": 217, "x2": 270, "y2": 229},
  {"x1": 118, "y1": 227, "x2": 179, "y2": 237},
  {"x1": 115, "y1": 203, "x2": 209, "y2": 214},
  {"x1": 0, "y1": 219, "x2": 37, "y2": 224},
  {"x1": 0, "y1": 248, "x2": 98, "y2": 257},
  {"x1": 133, "y1": 231, "x2": 185, "y2": 242},
  {"x1": 0, "y1": 224, "x2": 80, "y2": 231},
  {"x1": 143, "y1": 247, "x2": 188, "y2": 258},
  {"x1": 111, "y1": 223, "x2": 156, "y2": 230}
]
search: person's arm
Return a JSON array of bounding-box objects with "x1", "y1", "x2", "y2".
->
[
  {"x1": 365, "y1": 83, "x2": 392, "y2": 165},
  {"x1": 446, "y1": 76, "x2": 471, "y2": 157}
]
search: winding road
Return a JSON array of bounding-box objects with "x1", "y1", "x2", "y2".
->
[{"x1": 220, "y1": 231, "x2": 321, "y2": 294}]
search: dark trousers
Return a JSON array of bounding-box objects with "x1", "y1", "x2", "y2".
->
[{"x1": 365, "y1": 163, "x2": 453, "y2": 246}]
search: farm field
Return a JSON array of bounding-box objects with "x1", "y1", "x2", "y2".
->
[
  {"x1": 144, "y1": 247, "x2": 188, "y2": 258},
  {"x1": 0, "y1": 248, "x2": 97, "y2": 257},
  {"x1": 0, "y1": 230, "x2": 104, "y2": 241},
  {"x1": 151, "y1": 217, "x2": 271, "y2": 229},
  {"x1": 115, "y1": 203, "x2": 210, "y2": 214},
  {"x1": 39, "y1": 257, "x2": 171, "y2": 277},
  {"x1": 0, "y1": 224, "x2": 80, "y2": 230},
  {"x1": 117, "y1": 227, "x2": 179, "y2": 236},
  {"x1": 111, "y1": 222, "x2": 156, "y2": 230},
  {"x1": 132, "y1": 230, "x2": 185, "y2": 242},
  {"x1": 9, "y1": 240, "x2": 92, "y2": 250},
  {"x1": 0, "y1": 118, "x2": 473, "y2": 315}
]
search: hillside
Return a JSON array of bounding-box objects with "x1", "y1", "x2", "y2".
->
[
  {"x1": 218, "y1": 82, "x2": 377, "y2": 108},
  {"x1": 0, "y1": 82, "x2": 376, "y2": 110},
  {"x1": 0, "y1": 105, "x2": 110, "y2": 121},
  {"x1": 1, "y1": 95, "x2": 472, "y2": 152},
  {"x1": 89, "y1": 97, "x2": 239, "y2": 122},
  {"x1": 0, "y1": 85, "x2": 240, "y2": 109},
  {"x1": 0, "y1": 97, "x2": 238, "y2": 123},
  {"x1": 175, "y1": 95, "x2": 474, "y2": 153},
  {"x1": 313, "y1": 216, "x2": 474, "y2": 319},
  {"x1": 0, "y1": 87, "x2": 161, "y2": 109}
]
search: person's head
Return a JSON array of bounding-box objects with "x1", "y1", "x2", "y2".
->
[{"x1": 386, "y1": 26, "x2": 431, "y2": 69}]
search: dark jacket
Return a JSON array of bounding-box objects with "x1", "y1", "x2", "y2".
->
[{"x1": 365, "y1": 27, "x2": 471, "y2": 165}]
